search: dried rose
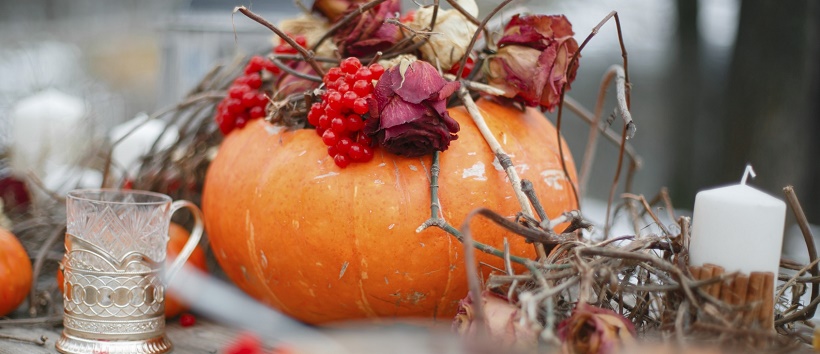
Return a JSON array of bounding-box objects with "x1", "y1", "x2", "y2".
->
[
  {"x1": 557, "y1": 303, "x2": 636, "y2": 354},
  {"x1": 333, "y1": 0, "x2": 402, "y2": 58},
  {"x1": 312, "y1": 0, "x2": 367, "y2": 23},
  {"x1": 409, "y1": 0, "x2": 478, "y2": 71},
  {"x1": 365, "y1": 59, "x2": 460, "y2": 157},
  {"x1": 275, "y1": 61, "x2": 320, "y2": 99},
  {"x1": 452, "y1": 291, "x2": 537, "y2": 349},
  {"x1": 486, "y1": 14, "x2": 580, "y2": 111}
]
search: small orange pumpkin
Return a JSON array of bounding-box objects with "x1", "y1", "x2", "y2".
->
[
  {"x1": 57, "y1": 222, "x2": 207, "y2": 318},
  {"x1": 202, "y1": 99, "x2": 578, "y2": 324},
  {"x1": 0, "y1": 227, "x2": 32, "y2": 316}
]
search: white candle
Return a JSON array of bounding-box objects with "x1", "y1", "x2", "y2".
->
[
  {"x1": 689, "y1": 165, "x2": 786, "y2": 277},
  {"x1": 9, "y1": 89, "x2": 87, "y2": 177},
  {"x1": 109, "y1": 114, "x2": 179, "y2": 178}
]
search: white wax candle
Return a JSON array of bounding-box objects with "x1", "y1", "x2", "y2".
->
[{"x1": 689, "y1": 166, "x2": 786, "y2": 277}]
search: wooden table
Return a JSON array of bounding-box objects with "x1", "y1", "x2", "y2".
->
[{"x1": 0, "y1": 318, "x2": 241, "y2": 354}]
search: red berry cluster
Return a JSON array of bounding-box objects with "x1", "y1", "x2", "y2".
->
[
  {"x1": 214, "y1": 55, "x2": 274, "y2": 135},
  {"x1": 308, "y1": 57, "x2": 385, "y2": 168}
]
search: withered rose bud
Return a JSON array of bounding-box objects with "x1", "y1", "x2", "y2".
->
[
  {"x1": 557, "y1": 303, "x2": 636, "y2": 354},
  {"x1": 312, "y1": 0, "x2": 367, "y2": 23},
  {"x1": 365, "y1": 59, "x2": 460, "y2": 157},
  {"x1": 452, "y1": 291, "x2": 537, "y2": 349},
  {"x1": 333, "y1": 0, "x2": 402, "y2": 58},
  {"x1": 486, "y1": 14, "x2": 579, "y2": 111},
  {"x1": 409, "y1": 0, "x2": 478, "y2": 71}
]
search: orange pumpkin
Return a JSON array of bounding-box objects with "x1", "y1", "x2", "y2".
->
[
  {"x1": 202, "y1": 99, "x2": 577, "y2": 324},
  {"x1": 0, "y1": 227, "x2": 32, "y2": 316},
  {"x1": 57, "y1": 222, "x2": 207, "y2": 318}
]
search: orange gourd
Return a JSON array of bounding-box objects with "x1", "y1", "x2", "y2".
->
[
  {"x1": 57, "y1": 222, "x2": 207, "y2": 318},
  {"x1": 202, "y1": 99, "x2": 578, "y2": 324},
  {"x1": 0, "y1": 227, "x2": 32, "y2": 316}
]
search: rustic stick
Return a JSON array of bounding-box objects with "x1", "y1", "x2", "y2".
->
[
  {"x1": 457, "y1": 86, "x2": 546, "y2": 259},
  {"x1": 744, "y1": 272, "x2": 764, "y2": 327},
  {"x1": 782, "y1": 185, "x2": 819, "y2": 321}
]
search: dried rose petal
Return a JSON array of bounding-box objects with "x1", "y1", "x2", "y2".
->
[
  {"x1": 452, "y1": 291, "x2": 537, "y2": 349},
  {"x1": 365, "y1": 59, "x2": 460, "y2": 157},
  {"x1": 557, "y1": 303, "x2": 636, "y2": 354},
  {"x1": 486, "y1": 14, "x2": 579, "y2": 111},
  {"x1": 275, "y1": 62, "x2": 319, "y2": 98},
  {"x1": 333, "y1": 0, "x2": 402, "y2": 58}
]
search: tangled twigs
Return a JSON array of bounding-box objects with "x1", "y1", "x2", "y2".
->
[
  {"x1": 455, "y1": 0, "x2": 514, "y2": 80},
  {"x1": 776, "y1": 186, "x2": 819, "y2": 325},
  {"x1": 28, "y1": 226, "x2": 65, "y2": 317},
  {"x1": 235, "y1": 6, "x2": 325, "y2": 77}
]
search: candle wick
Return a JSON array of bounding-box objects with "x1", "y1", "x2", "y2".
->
[{"x1": 740, "y1": 164, "x2": 757, "y2": 185}]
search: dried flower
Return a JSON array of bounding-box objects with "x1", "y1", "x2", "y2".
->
[
  {"x1": 557, "y1": 303, "x2": 636, "y2": 354},
  {"x1": 333, "y1": 0, "x2": 402, "y2": 58},
  {"x1": 452, "y1": 291, "x2": 537, "y2": 349},
  {"x1": 365, "y1": 59, "x2": 460, "y2": 157},
  {"x1": 312, "y1": 0, "x2": 367, "y2": 23},
  {"x1": 409, "y1": 0, "x2": 479, "y2": 71},
  {"x1": 486, "y1": 14, "x2": 579, "y2": 111},
  {"x1": 275, "y1": 62, "x2": 319, "y2": 99}
]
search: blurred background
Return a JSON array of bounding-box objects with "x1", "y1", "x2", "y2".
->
[{"x1": 0, "y1": 0, "x2": 817, "y2": 226}]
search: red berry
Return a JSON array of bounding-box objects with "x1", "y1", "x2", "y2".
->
[
  {"x1": 448, "y1": 56, "x2": 475, "y2": 78},
  {"x1": 337, "y1": 83, "x2": 350, "y2": 94},
  {"x1": 346, "y1": 114, "x2": 364, "y2": 131},
  {"x1": 255, "y1": 93, "x2": 268, "y2": 108},
  {"x1": 352, "y1": 98, "x2": 369, "y2": 115},
  {"x1": 245, "y1": 73, "x2": 262, "y2": 89},
  {"x1": 224, "y1": 333, "x2": 262, "y2": 354},
  {"x1": 330, "y1": 117, "x2": 346, "y2": 133},
  {"x1": 249, "y1": 106, "x2": 265, "y2": 119},
  {"x1": 355, "y1": 67, "x2": 372, "y2": 82},
  {"x1": 336, "y1": 137, "x2": 353, "y2": 153},
  {"x1": 295, "y1": 35, "x2": 307, "y2": 48},
  {"x1": 241, "y1": 91, "x2": 258, "y2": 108},
  {"x1": 316, "y1": 126, "x2": 326, "y2": 136},
  {"x1": 342, "y1": 91, "x2": 358, "y2": 108},
  {"x1": 348, "y1": 143, "x2": 365, "y2": 161},
  {"x1": 229, "y1": 85, "x2": 250, "y2": 99},
  {"x1": 327, "y1": 91, "x2": 343, "y2": 110},
  {"x1": 344, "y1": 73, "x2": 356, "y2": 85},
  {"x1": 327, "y1": 145, "x2": 339, "y2": 157},
  {"x1": 357, "y1": 132, "x2": 373, "y2": 146},
  {"x1": 321, "y1": 129, "x2": 339, "y2": 146},
  {"x1": 225, "y1": 99, "x2": 244, "y2": 114},
  {"x1": 233, "y1": 75, "x2": 249, "y2": 86},
  {"x1": 308, "y1": 103, "x2": 323, "y2": 126},
  {"x1": 360, "y1": 145, "x2": 374, "y2": 161},
  {"x1": 235, "y1": 112, "x2": 250, "y2": 129},
  {"x1": 369, "y1": 63, "x2": 385, "y2": 79},
  {"x1": 334, "y1": 153, "x2": 351, "y2": 168},
  {"x1": 216, "y1": 112, "x2": 235, "y2": 135},
  {"x1": 317, "y1": 114, "x2": 330, "y2": 128},
  {"x1": 263, "y1": 59, "x2": 281, "y2": 75},
  {"x1": 352, "y1": 80, "x2": 370, "y2": 96},
  {"x1": 245, "y1": 56, "x2": 265, "y2": 74},
  {"x1": 340, "y1": 57, "x2": 362, "y2": 74},
  {"x1": 180, "y1": 313, "x2": 196, "y2": 327},
  {"x1": 325, "y1": 67, "x2": 343, "y2": 83}
]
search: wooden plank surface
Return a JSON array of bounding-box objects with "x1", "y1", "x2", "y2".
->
[{"x1": 0, "y1": 318, "x2": 242, "y2": 354}]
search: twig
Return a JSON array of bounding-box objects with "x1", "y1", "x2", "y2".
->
[
  {"x1": 579, "y1": 66, "x2": 618, "y2": 198},
  {"x1": 444, "y1": 0, "x2": 481, "y2": 25},
  {"x1": 0, "y1": 333, "x2": 47, "y2": 346},
  {"x1": 236, "y1": 6, "x2": 325, "y2": 77},
  {"x1": 269, "y1": 57, "x2": 323, "y2": 83},
  {"x1": 604, "y1": 125, "x2": 629, "y2": 238},
  {"x1": 563, "y1": 96, "x2": 641, "y2": 168},
  {"x1": 456, "y1": 86, "x2": 547, "y2": 259},
  {"x1": 0, "y1": 315, "x2": 63, "y2": 326},
  {"x1": 312, "y1": 0, "x2": 392, "y2": 51},
  {"x1": 621, "y1": 193, "x2": 671, "y2": 236},
  {"x1": 781, "y1": 186, "x2": 819, "y2": 322},
  {"x1": 28, "y1": 226, "x2": 65, "y2": 316},
  {"x1": 455, "y1": 0, "x2": 514, "y2": 80},
  {"x1": 459, "y1": 205, "x2": 487, "y2": 336}
]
